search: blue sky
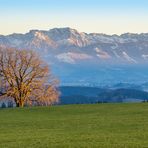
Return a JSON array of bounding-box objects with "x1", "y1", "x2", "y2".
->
[{"x1": 0, "y1": 0, "x2": 148, "y2": 35}]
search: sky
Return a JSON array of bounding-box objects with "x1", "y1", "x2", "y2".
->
[{"x1": 0, "y1": 0, "x2": 148, "y2": 35}]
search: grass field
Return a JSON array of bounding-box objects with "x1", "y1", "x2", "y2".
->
[{"x1": 0, "y1": 103, "x2": 148, "y2": 148}]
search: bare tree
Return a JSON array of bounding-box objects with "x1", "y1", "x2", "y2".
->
[{"x1": 0, "y1": 47, "x2": 59, "y2": 107}]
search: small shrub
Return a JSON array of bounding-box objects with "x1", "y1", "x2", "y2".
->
[{"x1": 1, "y1": 102, "x2": 6, "y2": 108}]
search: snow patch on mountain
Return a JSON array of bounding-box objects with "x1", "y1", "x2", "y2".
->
[
  {"x1": 142, "y1": 54, "x2": 148, "y2": 60},
  {"x1": 56, "y1": 52, "x2": 92, "y2": 64},
  {"x1": 95, "y1": 48, "x2": 111, "y2": 59},
  {"x1": 35, "y1": 32, "x2": 47, "y2": 40},
  {"x1": 31, "y1": 31, "x2": 57, "y2": 48},
  {"x1": 90, "y1": 34, "x2": 114, "y2": 44},
  {"x1": 122, "y1": 52, "x2": 137, "y2": 63}
]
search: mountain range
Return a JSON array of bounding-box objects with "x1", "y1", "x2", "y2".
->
[{"x1": 1, "y1": 27, "x2": 148, "y2": 87}]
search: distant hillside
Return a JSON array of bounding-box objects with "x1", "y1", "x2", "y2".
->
[{"x1": 59, "y1": 86, "x2": 148, "y2": 104}]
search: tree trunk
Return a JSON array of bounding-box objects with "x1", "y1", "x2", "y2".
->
[
  {"x1": 16, "y1": 103, "x2": 19, "y2": 107},
  {"x1": 15, "y1": 99, "x2": 24, "y2": 107},
  {"x1": 19, "y1": 101, "x2": 24, "y2": 107},
  {"x1": 14, "y1": 98, "x2": 19, "y2": 107}
]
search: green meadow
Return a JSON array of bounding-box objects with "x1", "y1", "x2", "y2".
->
[{"x1": 0, "y1": 103, "x2": 148, "y2": 148}]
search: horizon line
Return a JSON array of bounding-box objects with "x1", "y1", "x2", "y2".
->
[{"x1": 1, "y1": 27, "x2": 148, "y2": 36}]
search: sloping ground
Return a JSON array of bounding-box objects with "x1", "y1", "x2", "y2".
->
[{"x1": 0, "y1": 103, "x2": 148, "y2": 147}]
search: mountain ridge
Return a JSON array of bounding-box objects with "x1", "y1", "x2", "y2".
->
[
  {"x1": 1, "y1": 27, "x2": 148, "y2": 65},
  {"x1": 1, "y1": 27, "x2": 148, "y2": 86},
  {"x1": 1, "y1": 27, "x2": 148, "y2": 37}
]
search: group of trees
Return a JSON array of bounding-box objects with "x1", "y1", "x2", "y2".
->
[{"x1": 0, "y1": 47, "x2": 59, "y2": 107}]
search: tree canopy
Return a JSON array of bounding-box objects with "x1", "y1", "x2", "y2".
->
[{"x1": 0, "y1": 48, "x2": 59, "y2": 107}]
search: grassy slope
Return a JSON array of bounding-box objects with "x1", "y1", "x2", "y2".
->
[{"x1": 0, "y1": 103, "x2": 148, "y2": 148}]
